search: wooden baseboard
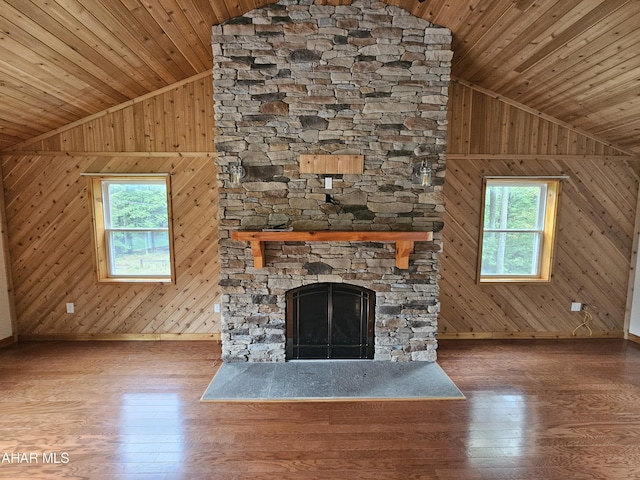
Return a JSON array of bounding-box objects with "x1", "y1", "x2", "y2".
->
[
  {"x1": 18, "y1": 333, "x2": 221, "y2": 342},
  {"x1": 17, "y1": 331, "x2": 627, "y2": 343},
  {"x1": 437, "y1": 331, "x2": 625, "y2": 340},
  {"x1": 0, "y1": 335, "x2": 16, "y2": 349}
]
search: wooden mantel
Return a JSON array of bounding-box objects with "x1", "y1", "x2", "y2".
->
[{"x1": 231, "y1": 230, "x2": 433, "y2": 269}]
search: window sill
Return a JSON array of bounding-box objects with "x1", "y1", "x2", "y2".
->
[
  {"x1": 96, "y1": 277, "x2": 174, "y2": 285},
  {"x1": 478, "y1": 276, "x2": 551, "y2": 284}
]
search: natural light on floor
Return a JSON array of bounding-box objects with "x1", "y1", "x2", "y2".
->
[{"x1": 119, "y1": 393, "x2": 184, "y2": 472}]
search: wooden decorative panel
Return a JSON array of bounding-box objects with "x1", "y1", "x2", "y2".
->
[
  {"x1": 314, "y1": 0, "x2": 352, "y2": 5},
  {"x1": 299, "y1": 154, "x2": 364, "y2": 174}
]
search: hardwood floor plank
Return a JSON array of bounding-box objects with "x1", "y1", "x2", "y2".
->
[{"x1": 1, "y1": 340, "x2": 640, "y2": 479}]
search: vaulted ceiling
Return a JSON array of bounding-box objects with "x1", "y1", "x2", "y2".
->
[{"x1": 1, "y1": 0, "x2": 639, "y2": 155}]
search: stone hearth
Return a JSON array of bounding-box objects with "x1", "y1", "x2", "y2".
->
[{"x1": 213, "y1": 0, "x2": 452, "y2": 362}]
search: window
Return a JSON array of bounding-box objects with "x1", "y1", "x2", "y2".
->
[
  {"x1": 478, "y1": 178, "x2": 560, "y2": 283},
  {"x1": 87, "y1": 175, "x2": 175, "y2": 283}
]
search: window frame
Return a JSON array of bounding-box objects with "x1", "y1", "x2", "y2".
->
[
  {"x1": 86, "y1": 174, "x2": 176, "y2": 284},
  {"x1": 477, "y1": 177, "x2": 561, "y2": 284}
]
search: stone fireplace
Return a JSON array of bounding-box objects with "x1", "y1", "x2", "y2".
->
[{"x1": 213, "y1": 0, "x2": 452, "y2": 362}]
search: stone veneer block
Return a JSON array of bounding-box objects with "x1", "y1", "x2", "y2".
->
[{"x1": 213, "y1": 0, "x2": 451, "y2": 363}]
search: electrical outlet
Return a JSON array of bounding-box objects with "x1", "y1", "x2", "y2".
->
[
  {"x1": 570, "y1": 302, "x2": 581, "y2": 312},
  {"x1": 66, "y1": 302, "x2": 75, "y2": 314},
  {"x1": 324, "y1": 177, "x2": 333, "y2": 189},
  {"x1": 214, "y1": 304, "x2": 220, "y2": 313}
]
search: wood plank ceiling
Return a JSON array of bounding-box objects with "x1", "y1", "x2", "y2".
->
[{"x1": 0, "y1": 0, "x2": 639, "y2": 155}]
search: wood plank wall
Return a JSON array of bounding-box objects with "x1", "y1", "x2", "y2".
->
[
  {"x1": 3, "y1": 72, "x2": 637, "y2": 340},
  {"x1": 8, "y1": 72, "x2": 214, "y2": 154},
  {"x1": 0, "y1": 74, "x2": 220, "y2": 339},
  {"x1": 441, "y1": 80, "x2": 639, "y2": 338}
]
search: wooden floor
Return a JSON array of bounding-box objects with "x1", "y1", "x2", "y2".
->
[{"x1": 1, "y1": 339, "x2": 640, "y2": 480}]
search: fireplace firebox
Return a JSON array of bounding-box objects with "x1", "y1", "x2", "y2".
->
[{"x1": 286, "y1": 283, "x2": 375, "y2": 360}]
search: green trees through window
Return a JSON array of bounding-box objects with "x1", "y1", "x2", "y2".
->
[
  {"x1": 104, "y1": 181, "x2": 171, "y2": 277},
  {"x1": 478, "y1": 178, "x2": 560, "y2": 283},
  {"x1": 87, "y1": 175, "x2": 174, "y2": 283},
  {"x1": 481, "y1": 184, "x2": 544, "y2": 276}
]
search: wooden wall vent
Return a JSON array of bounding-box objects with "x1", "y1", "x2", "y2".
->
[{"x1": 300, "y1": 154, "x2": 364, "y2": 175}]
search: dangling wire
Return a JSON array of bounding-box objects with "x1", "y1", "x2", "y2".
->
[{"x1": 572, "y1": 306, "x2": 593, "y2": 337}]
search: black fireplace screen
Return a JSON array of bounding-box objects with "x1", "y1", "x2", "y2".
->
[{"x1": 286, "y1": 283, "x2": 375, "y2": 359}]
